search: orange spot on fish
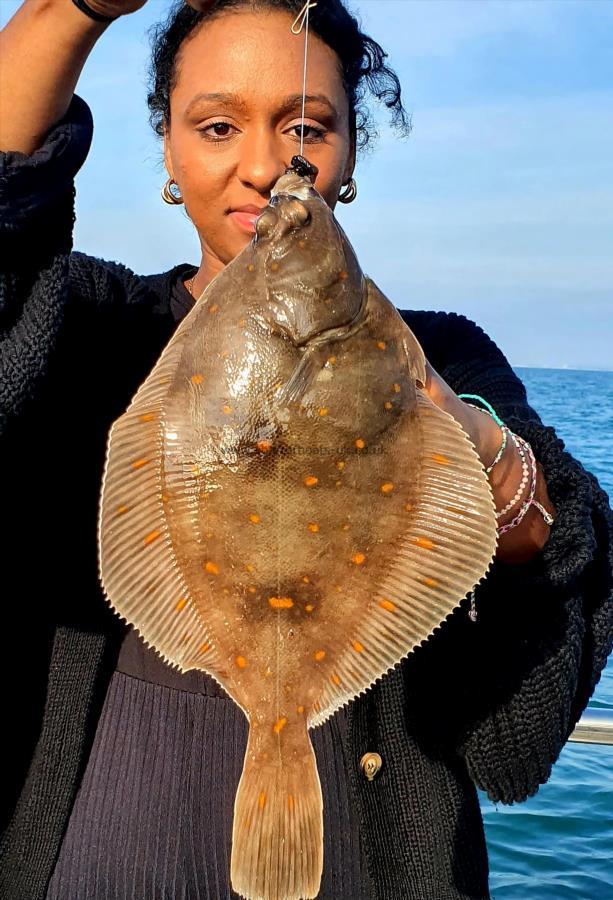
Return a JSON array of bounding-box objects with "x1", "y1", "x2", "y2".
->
[
  {"x1": 413, "y1": 537, "x2": 435, "y2": 550},
  {"x1": 117, "y1": 505, "x2": 129, "y2": 515},
  {"x1": 304, "y1": 475, "x2": 318, "y2": 487},
  {"x1": 393, "y1": 383, "x2": 401, "y2": 393},
  {"x1": 249, "y1": 513, "x2": 260, "y2": 524},
  {"x1": 245, "y1": 563, "x2": 255, "y2": 572},
  {"x1": 302, "y1": 575, "x2": 310, "y2": 583},
  {"x1": 405, "y1": 503, "x2": 413, "y2": 512},
  {"x1": 327, "y1": 355, "x2": 337, "y2": 365},
  {"x1": 305, "y1": 603, "x2": 314, "y2": 612},
  {"x1": 342, "y1": 523, "x2": 350, "y2": 531},
  {"x1": 318, "y1": 407, "x2": 328, "y2": 416},
  {"x1": 258, "y1": 791, "x2": 266, "y2": 809},
  {"x1": 335, "y1": 585, "x2": 342, "y2": 592},
  {"x1": 238, "y1": 317, "x2": 246, "y2": 325},
  {"x1": 379, "y1": 598, "x2": 397, "y2": 613},
  {"x1": 161, "y1": 494, "x2": 169, "y2": 502},
  {"x1": 191, "y1": 465, "x2": 201, "y2": 476},
  {"x1": 298, "y1": 240, "x2": 306, "y2": 248},
  {"x1": 191, "y1": 374, "x2": 204, "y2": 385},
  {"x1": 377, "y1": 341, "x2": 386, "y2": 350},
  {"x1": 296, "y1": 705, "x2": 305, "y2": 714},
  {"x1": 336, "y1": 460, "x2": 345, "y2": 470},
  {"x1": 355, "y1": 438, "x2": 365, "y2": 449},
  {"x1": 209, "y1": 304, "x2": 219, "y2": 313},
  {"x1": 204, "y1": 561, "x2": 220, "y2": 575},
  {"x1": 199, "y1": 642, "x2": 211, "y2": 654},
  {"x1": 269, "y1": 596, "x2": 294, "y2": 609},
  {"x1": 236, "y1": 656, "x2": 247, "y2": 668},
  {"x1": 380, "y1": 482, "x2": 394, "y2": 493},
  {"x1": 139, "y1": 412, "x2": 156, "y2": 422},
  {"x1": 421, "y1": 576, "x2": 439, "y2": 587},
  {"x1": 144, "y1": 530, "x2": 161, "y2": 546},
  {"x1": 338, "y1": 270, "x2": 348, "y2": 280},
  {"x1": 273, "y1": 717, "x2": 287, "y2": 734},
  {"x1": 308, "y1": 523, "x2": 319, "y2": 533},
  {"x1": 432, "y1": 453, "x2": 450, "y2": 465},
  {"x1": 270, "y1": 262, "x2": 279, "y2": 271},
  {"x1": 247, "y1": 264, "x2": 255, "y2": 272},
  {"x1": 314, "y1": 650, "x2": 326, "y2": 661},
  {"x1": 335, "y1": 480, "x2": 341, "y2": 486},
  {"x1": 287, "y1": 794, "x2": 294, "y2": 810},
  {"x1": 222, "y1": 404, "x2": 232, "y2": 414},
  {"x1": 384, "y1": 401, "x2": 393, "y2": 410},
  {"x1": 351, "y1": 640, "x2": 365, "y2": 652},
  {"x1": 257, "y1": 439, "x2": 272, "y2": 452},
  {"x1": 331, "y1": 673, "x2": 341, "y2": 686},
  {"x1": 131, "y1": 458, "x2": 149, "y2": 470},
  {"x1": 248, "y1": 586, "x2": 256, "y2": 594},
  {"x1": 351, "y1": 552, "x2": 366, "y2": 565},
  {"x1": 175, "y1": 597, "x2": 188, "y2": 612}
]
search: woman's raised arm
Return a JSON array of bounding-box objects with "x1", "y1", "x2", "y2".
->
[{"x1": 0, "y1": 0, "x2": 135, "y2": 156}]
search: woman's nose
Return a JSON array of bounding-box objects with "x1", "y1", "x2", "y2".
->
[{"x1": 236, "y1": 128, "x2": 286, "y2": 194}]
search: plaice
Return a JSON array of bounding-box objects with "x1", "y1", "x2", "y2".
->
[{"x1": 97, "y1": 156, "x2": 498, "y2": 900}]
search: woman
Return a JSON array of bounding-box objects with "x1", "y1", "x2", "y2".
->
[{"x1": 0, "y1": 1, "x2": 611, "y2": 898}]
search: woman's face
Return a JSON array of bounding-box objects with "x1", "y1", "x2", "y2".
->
[{"x1": 163, "y1": 8, "x2": 355, "y2": 278}]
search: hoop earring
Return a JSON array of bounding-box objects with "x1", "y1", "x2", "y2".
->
[
  {"x1": 338, "y1": 177, "x2": 357, "y2": 204},
  {"x1": 161, "y1": 177, "x2": 184, "y2": 205}
]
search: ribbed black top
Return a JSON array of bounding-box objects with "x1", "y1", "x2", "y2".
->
[{"x1": 44, "y1": 629, "x2": 375, "y2": 900}]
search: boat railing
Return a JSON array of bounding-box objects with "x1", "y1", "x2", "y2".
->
[{"x1": 567, "y1": 708, "x2": 613, "y2": 745}]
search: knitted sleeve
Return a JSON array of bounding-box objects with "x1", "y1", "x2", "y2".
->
[
  {"x1": 400, "y1": 311, "x2": 613, "y2": 805},
  {"x1": 0, "y1": 93, "x2": 93, "y2": 434}
]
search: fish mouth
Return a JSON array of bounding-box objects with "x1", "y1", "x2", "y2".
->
[{"x1": 270, "y1": 172, "x2": 316, "y2": 202}]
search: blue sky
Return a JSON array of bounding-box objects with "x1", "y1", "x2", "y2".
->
[{"x1": 2, "y1": 0, "x2": 612, "y2": 370}]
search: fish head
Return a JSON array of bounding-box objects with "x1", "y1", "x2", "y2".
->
[{"x1": 249, "y1": 161, "x2": 364, "y2": 344}]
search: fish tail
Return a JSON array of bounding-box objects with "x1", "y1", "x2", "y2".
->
[{"x1": 230, "y1": 728, "x2": 323, "y2": 900}]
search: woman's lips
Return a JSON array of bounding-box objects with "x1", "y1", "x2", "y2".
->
[{"x1": 228, "y1": 210, "x2": 260, "y2": 234}]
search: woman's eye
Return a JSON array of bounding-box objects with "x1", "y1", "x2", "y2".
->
[{"x1": 198, "y1": 122, "x2": 236, "y2": 141}]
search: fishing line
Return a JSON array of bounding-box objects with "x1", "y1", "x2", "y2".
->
[{"x1": 291, "y1": 2, "x2": 317, "y2": 157}]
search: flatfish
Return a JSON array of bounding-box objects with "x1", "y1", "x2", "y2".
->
[{"x1": 98, "y1": 156, "x2": 498, "y2": 900}]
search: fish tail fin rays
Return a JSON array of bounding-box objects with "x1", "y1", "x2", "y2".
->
[
  {"x1": 231, "y1": 727, "x2": 323, "y2": 900},
  {"x1": 309, "y1": 387, "x2": 498, "y2": 727}
]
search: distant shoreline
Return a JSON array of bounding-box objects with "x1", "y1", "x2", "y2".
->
[{"x1": 513, "y1": 366, "x2": 613, "y2": 375}]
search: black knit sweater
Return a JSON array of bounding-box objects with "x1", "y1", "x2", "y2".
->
[{"x1": 1, "y1": 94, "x2": 611, "y2": 900}]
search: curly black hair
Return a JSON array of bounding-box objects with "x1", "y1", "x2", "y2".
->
[{"x1": 146, "y1": 0, "x2": 412, "y2": 153}]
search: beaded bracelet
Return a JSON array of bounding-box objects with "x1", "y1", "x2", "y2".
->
[
  {"x1": 458, "y1": 393, "x2": 556, "y2": 623},
  {"x1": 492, "y1": 425, "x2": 529, "y2": 518},
  {"x1": 497, "y1": 432, "x2": 538, "y2": 535}
]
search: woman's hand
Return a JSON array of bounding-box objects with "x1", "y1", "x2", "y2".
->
[
  {"x1": 422, "y1": 358, "x2": 557, "y2": 562},
  {"x1": 421, "y1": 358, "x2": 501, "y2": 468}
]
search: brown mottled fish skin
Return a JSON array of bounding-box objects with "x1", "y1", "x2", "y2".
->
[{"x1": 98, "y1": 169, "x2": 498, "y2": 900}]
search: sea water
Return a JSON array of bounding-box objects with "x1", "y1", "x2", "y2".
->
[{"x1": 485, "y1": 367, "x2": 613, "y2": 900}]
